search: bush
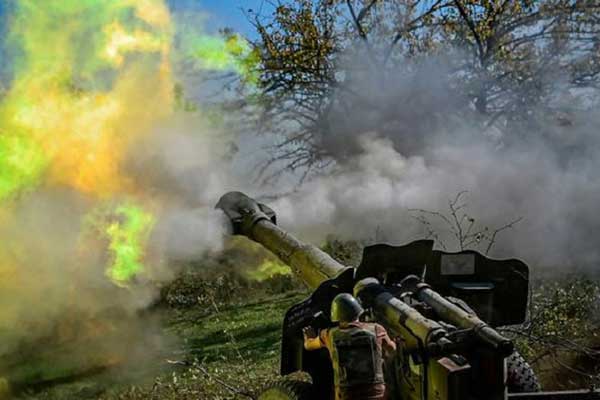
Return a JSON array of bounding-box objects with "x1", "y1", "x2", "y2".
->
[{"x1": 503, "y1": 277, "x2": 600, "y2": 389}]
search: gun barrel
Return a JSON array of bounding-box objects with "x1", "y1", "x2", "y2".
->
[
  {"x1": 216, "y1": 191, "x2": 347, "y2": 288},
  {"x1": 251, "y1": 219, "x2": 346, "y2": 287}
]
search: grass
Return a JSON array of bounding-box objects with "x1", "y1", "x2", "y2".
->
[
  {"x1": 16, "y1": 291, "x2": 308, "y2": 400},
  {"x1": 170, "y1": 291, "x2": 305, "y2": 365}
]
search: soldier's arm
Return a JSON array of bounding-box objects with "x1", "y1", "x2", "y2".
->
[
  {"x1": 303, "y1": 327, "x2": 327, "y2": 351},
  {"x1": 376, "y1": 324, "x2": 397, "y2": 354}
]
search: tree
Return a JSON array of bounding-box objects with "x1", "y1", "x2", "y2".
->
[
  {"x1": 249, "y1": 0, "x2": 452, "y2": 180},
  {"x1": 249, "y1": 0, "x2": 600, "y2": 179},
  {"x1": 440, "y1": 1, "x2": 600, "y2": 122}
]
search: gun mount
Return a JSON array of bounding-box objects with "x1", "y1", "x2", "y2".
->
[{"x1": 216, "y1": 191, "x2": 599, "y2": 400}]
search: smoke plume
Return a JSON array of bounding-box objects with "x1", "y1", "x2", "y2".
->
[
  {"x1": 0, "y1": 0, "x2": 246, "y2": 386},
  {"x1": 269, "y1": 52, "x2": 600, "y2": 270}
]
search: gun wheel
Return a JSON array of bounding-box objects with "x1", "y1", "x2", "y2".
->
[
  {"x1": 507, "y1": 351, "x2": 541, "y2": 393},
  {"x1": 257, "y1": 378, "x2": 313, "y2": 400}
]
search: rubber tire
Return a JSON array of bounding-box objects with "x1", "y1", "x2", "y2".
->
[
  {"x1": 257, "y1": 379, "x2": 313, "y2": 400},
  {"x1": 507, "y1": 352, "x2": 541, "y2": 393}
]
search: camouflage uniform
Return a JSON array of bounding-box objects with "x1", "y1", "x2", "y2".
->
[{"x1": 307, "y1": 321, "x2": 396, "y2": 400}]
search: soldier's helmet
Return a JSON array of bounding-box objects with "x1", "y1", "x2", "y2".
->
[{"x1": 331, "y1": 293, "x2": 364, "y2": 323}]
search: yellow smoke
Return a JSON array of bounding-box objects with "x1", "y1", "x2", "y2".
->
[
  {"x1": 1, "y1": 0, "x2": 173, "y2": 198},
  {"x1": 247, "y1": 260, "x2": 292, "y2": 281},
  {"x1": 0, "y1": 0, "x2": 176, "y2": 381},
  {"x1": 0, "y1": 1, "x2": 261, "y2": 387}
]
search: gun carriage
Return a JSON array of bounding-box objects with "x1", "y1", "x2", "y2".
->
[{"x1": 217, "y1": 191, "x2": 599, "y2": 400}]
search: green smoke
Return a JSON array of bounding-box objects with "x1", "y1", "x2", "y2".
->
[
  {"x1": 87, "y1": 202, "x2": 156, "y2": 285},
  {"x1": 0, "y1": 131, "x2": 48, "y2": 201},
  {"x1": 189, "y1": 33, "x2": 259, "y2": 84},
  {"x1": 105, "y1": 203, "x2": 155, "y2": 284}
]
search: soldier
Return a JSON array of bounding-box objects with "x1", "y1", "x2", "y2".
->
[{"x1": 303, "y1": 293, "x2": 396, "y2": 400}]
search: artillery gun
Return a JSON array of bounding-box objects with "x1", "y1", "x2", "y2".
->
[{"x1": 216, "y1": 191, "x2": 599, "y2": 400}]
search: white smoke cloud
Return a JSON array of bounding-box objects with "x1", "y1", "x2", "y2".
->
[{"x1": 264, "y1": 54, "x2": 600, "y2": 270}]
